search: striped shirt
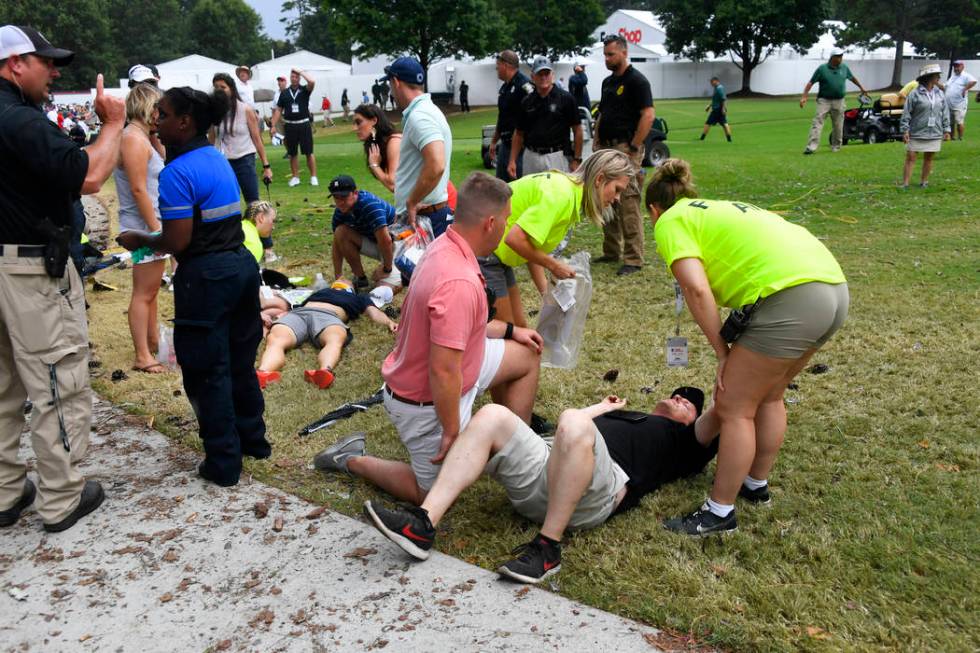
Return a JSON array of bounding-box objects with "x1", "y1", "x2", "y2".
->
[{"x1": 331, "y1": 189, "x2": 396, "y2": 240}]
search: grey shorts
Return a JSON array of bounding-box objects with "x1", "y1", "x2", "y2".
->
[
  {"x1": 484, "y1": 416, "x2": 629, "y2": 531},
  {"x1": 477, "y1": 253, "x2": 516, "y2": 299},
  {"x1": 738, "y1": 282, "x2": 849, "y2": 358},
  {"x1": 273, "y1": 306, "x2": 347, "y2": 348}
]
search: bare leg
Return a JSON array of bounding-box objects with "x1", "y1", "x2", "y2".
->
[
  {"x1": 491, "y1": 294, "x2": 515, "y2": 325},
  {"x1": 347, "y1": 457, "x2": 425, "y2": 505},
  {"x1": 506, "y1": 285, "x2": 528, "y2": 328},
  {"x1": 902, "y1": 151, "x2": 916, "y2": 186},
  {"x1": 488, "y1": 339, "x2": 540, "y2": 423},
  {"x1": 334, "y1": 226, "x2": 366, "y2": 278},
  {"x1": 146, "y1": 283, "x2": 160, "y2": 352},
  {"x1": 307, "y1": 153, "x2": 317, "y2": 178},
  {"x1": 257, "y1": 324, "x2": 296, "y2": 372},
  {"x1": 420, "y1": 405, "x2": 518, "y2": 524},
  {"x1": 289, "y1": 155, "x2": 299, "y2": 178},
  {"x1": 723, "y1": 124, "x2": 733, "y2": 138},
  {"x1": 701, "y1": 124, "x2": 711, "y2": 138},
  {"x1": 315, "y1": 325, "x2": 347, "y2": 371},
  {"x1": 129, "y1": 259, "x2": 166, "y2": 369},
  {"x1": 921, "y1": 152, "x2": 935, "y2": 184},
  {"x1": 539, "y1": 409, "x2": 596, "y2": 541}
]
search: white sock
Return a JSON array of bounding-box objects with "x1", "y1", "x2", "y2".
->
[
  {"x1": 743, "y1": 475, "x2": 768, "y2": 490},
  {"x1": 705, "y1": 498, "x2": 734, "y2": 518}
]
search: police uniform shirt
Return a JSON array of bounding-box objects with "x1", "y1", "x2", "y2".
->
[
  {"x1": 597, "y1": 65, "x2": 653, "y2": 142},
  {"x1": 0, "y1": 78, "x2": 89, "y2": 244},
  {"x1": 517, "y1": 85, "x2": 579, "y2": 151},
  {"x1": 496, "y1": 70, "x2": 533, "y2": 141},
  {"x1": 276, "y1": 84, "x2": 312, "y2": 120}
]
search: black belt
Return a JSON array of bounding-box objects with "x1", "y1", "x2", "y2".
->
[
  {"x1": 525, "y1": 145, "x2": 564, "y2": 155},
  {"x1": 0, "y1": 244, "x2": 45, "y2": 257},
  {"x1": 384, "y1": 384, "x2": 434, "y2": 407}
]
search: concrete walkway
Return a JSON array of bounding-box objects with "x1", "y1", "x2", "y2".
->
[{"x1": 1, "y1": 399, "x2": 666, "y2": 652}]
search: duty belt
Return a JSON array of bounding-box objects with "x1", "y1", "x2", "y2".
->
[
  {"x1": 283, "y1": 118, "x2": 309, "y2": 124},
  {"x1": 525, "y1": 145, "x2": 564, "y2": 155},
  {"x1": 0, "y1": 244, "x2": 45, "y2": 257}
]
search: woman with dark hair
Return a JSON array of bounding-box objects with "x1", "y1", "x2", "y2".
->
[
  {"x1": 212, "y1": 72, "x2": 277, "y2": 262},
  {"x1": 353, "y1": 103, "x2": 401, "y2": 192},
  {"x1": 116, "y1": 87, "x2": 269, "y2": 488}
]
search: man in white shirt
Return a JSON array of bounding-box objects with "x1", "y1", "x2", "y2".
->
[
  {"x1": 942, "y1": 60, "x2": 977, "y2": 140},
  {"x1": 236, "y1": 65, "x2": 255, "y2": 108}
]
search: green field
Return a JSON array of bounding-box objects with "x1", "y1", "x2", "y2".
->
[{"x1": 88, "y1": 96, "x2": 979, "y2": 652}]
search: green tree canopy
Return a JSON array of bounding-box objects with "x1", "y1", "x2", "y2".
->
[
  {"x1": 186, "y1": 0, "x2": 271, "y2": 66},
  {"x1": 499, "y1": 0, "x2": 605, "y2": 61},
  {"x1": 658, "y1": 0, "x2": 829, "y2": 93}
]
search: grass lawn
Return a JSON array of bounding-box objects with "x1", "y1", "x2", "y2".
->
[{"x1": 86, "y1": 96, "x2": 978, "y2": 652}]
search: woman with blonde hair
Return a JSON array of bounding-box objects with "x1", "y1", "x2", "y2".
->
[
  {"x1": 480, "y1": 149, "x2": 634, "y2": 327},
  {"x1": 115, "y1": 82, "x2": 168, "y2": 373},
  {"x1": 241, "y1": 200, "x2": 277, "y2": 265},
  {"x1": 645, "y1": 159, "x2": 848, "y2": 536}
]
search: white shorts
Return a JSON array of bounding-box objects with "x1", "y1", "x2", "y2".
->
[
  {"x1": 359, "y1": 238, "x2": 402, "y2": 287},
  {"x1": 384, "y1": 337, "x2": 505, "y2": 491},
  {"x1": 484, "y1": 417, "x2": 629, "y2": 531},
  {"x1": 950, "y1": 106, "x2": 967, "y2": 125}
]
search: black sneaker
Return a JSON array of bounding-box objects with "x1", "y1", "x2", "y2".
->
[
  {"x1": 663, "y1": 504, "x2": 737, "y2": 537},
  {"x1": 0, "y1": 479, "x2": 36, "y2": 527},
  {"x1": 738, "y1": 483, "x2": 771, "y2": 505},
  {"x1": 43, "y1": 480, "x2": 105, "y2": 533},
  {"x1": 497, "y1": 536, "x2": 561, "y2": 584},
  {"x1": 803, "y1": 149, "x2": 815, "y2": 155},
  {"x1": 363, "y1": 500, "x2": 435, "y2": 561},
  {"x1": 615, "y1": 264, "x2": 642, "y2": 276},
  {"x1": 353, "y1": 275, "x2": 370, "y2": 292},
  {"x1": 593, "y1": 255, "x2": 619, "y2": 264},
  {"x1": 529, "y1": 412, "x2": 554, "y2": 436}
]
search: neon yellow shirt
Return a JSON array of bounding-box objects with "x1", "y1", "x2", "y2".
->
[
  {"x1": 654, "y1": 198, "x2": 846, "y2": 308},
  {"x1": 493, "y1": 172, "x2": 584, "y2": 268},
  {"x1": 900, "y1": 80, "x2": 918, "y2": 97},
  {"x1": 242, "y1": 219, "x2": 263, "y2": 264}
]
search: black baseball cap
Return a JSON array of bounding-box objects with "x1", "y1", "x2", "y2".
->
[
  {"x1": 328, "y1": 175, "x2": 357, "y2": 196},
  {"x1": 671, "y1": 386, "x2": 705, "y2": 417},
  {"x1": 0, "y1": 26, "x2": 74, "y2": 66}
]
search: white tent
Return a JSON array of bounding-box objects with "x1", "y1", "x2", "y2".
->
[
  {"x1": 151, "y1": 54, "x2": 238, "y2": 91},
  {"x1": 250, "y1": 49, "x2": 349, "y2": 86}
]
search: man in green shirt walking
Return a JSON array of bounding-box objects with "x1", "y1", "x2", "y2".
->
[
  {"x1": 800, "y1": 49, "x2": 868, "y2": 154},
  {"x1": 701, "y1": 76, "x2": 732, "y2": 142}
]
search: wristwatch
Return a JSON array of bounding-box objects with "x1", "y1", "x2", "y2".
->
[
  {"x1": 628, "y1": 143, "x2": 639, "y2": 153},
  {"x1": 262, "y1": 163, "x2": 271, "y2": 169},
  {"x1": 572, "y1": 157, "x2": 582, "y2": 163},
  {"x1": 383, "y1": 266, "x2": 393, "y2": 273}
]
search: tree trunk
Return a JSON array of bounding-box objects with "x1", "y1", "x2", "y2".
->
[
  {"x1": 741, "y1": 64, "x2": 753, "y2": 93},
  {"x1": 890, "y1": 1, "x2": 909, "y2": 88}
]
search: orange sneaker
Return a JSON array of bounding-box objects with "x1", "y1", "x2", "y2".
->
[
  {"x1": 256, "y1": 370, "x2": 281, "y2": 389},
  {"x1": 303, "y1": 368, "x2": 335, "y2": 389}
]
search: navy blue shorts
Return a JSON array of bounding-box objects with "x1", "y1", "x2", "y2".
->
[{"x1": 706, "y1": 108, "x2": 728, "y2": 125}]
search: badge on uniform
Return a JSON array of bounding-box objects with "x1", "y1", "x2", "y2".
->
[
  {"x1": 666, "y1": 336, "x2": 689, "y2": 368},
  {"x1": 617, "y1": 85, "x2": 624, "y2": 96},
  {"x1": 549, "y1": 103, "x2": 557, "y2": 112},
  {"x1": 291, "y1": 103, "x2": 300, "y2": 113}
]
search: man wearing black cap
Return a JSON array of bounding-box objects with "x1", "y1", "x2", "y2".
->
[
  {"x1": 328, "y1": 174, "x2": 398, "y2": 290},
  {"x1": 490, "y1": 50, "x2": 532, "y2": 182},
  {"x1": 364, "y1": 387, "x2": 719, "y2": 584},
  {"x1": 0, "y1": 25, "x2": 125, "y2": 532}
]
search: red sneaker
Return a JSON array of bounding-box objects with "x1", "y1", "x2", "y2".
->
[
  {"x1": 256, "y1": 370, "x2": 281, "y2": 390},
  {"x1": 304, "y1": 368, "x2": 335, "y2": 389}
]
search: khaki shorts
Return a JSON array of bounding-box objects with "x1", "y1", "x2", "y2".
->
[
  {"x1": 738, "y1": 282, "x2": 849, "y2": 358},
  {"x1": 484, "y1": 417, "x2": 629, "y2": 531},
  {"x1": 950, "y1": 106, "x2": 967, "y2": 125},
  {"x1": 359, "y1": 238, "x2": 402, "y2": 287}
]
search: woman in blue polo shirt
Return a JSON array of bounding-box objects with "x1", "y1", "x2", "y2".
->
[{"x1": 117, "y1": 87, "x2": 268, "y2": 487}]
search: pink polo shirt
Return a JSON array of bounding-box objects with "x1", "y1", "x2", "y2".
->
[{"x1": 381, "y1": 227, "x2": 489, "y2": 402}]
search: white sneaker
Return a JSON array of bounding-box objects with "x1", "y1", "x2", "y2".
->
[
  {"x1": 310, "y1": 176, "x2": 319, "y2": 187},
  {"x1": 264, "y1": 250, "x2": 280, "y2": 264},
  {"x1": 288, "y1": 176, "x2": 301, "y2": 187}
]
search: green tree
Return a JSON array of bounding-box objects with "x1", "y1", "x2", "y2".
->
[
  {"x1": 657, "y1": 0, "x2": 829, "y2": 93},
  {"x1": 329, "y1": 0, "x2": 510, "y2": 87},
  {"x1": 0, "y1": 0, "x2": 121, "y2": 91},
  {"x1": 499, "y1": 0, "x2": 605, "y2": 60},
  {"x1": 107, "y1": 0, "x2": 189, "y2": 78},
  {"x1": 281, "y1": 0, "x2": 348, "y2": 62},
  {"x1": 186, "y1": 0, "x2": 271, "y2": 65}
]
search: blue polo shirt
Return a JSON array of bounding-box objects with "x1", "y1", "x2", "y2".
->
[
  {"x1": 331, "y1": 189, "x2": 396, "y2": 240},
  {"x1": 159, "y1": 137, "x2": 244, "y2": 261}
]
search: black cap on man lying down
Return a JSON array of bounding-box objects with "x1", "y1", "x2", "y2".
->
[{"x1": 671, "y1": 386, "x2": 704, "y2": 417}]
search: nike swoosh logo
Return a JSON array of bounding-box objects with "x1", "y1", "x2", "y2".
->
[{"x1": 401, "y1": 524, "x2": 430, "y2": 543}]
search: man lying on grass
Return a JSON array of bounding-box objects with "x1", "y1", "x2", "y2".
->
[
  {"x1": 255, "y1": 279, "x2": 397, "y2": 391},
  {"x1": 363, "y1": 387, "x2": 720, "y2": 584}
]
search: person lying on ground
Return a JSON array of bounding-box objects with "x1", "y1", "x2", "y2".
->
[
  {"x1": 328, "y1": 175, "x2": 398, "y2": 292},
  {"x1": 312, "y1": 172, "x2": 543, "y2": 506},
  {"x1": 255, "y1": 279, "x2": 397, "y2": 390},
  {"x1": 363, "y1": 387, "x2": 718, "y2": 584}
]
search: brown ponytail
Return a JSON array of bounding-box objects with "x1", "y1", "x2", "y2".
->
[{"x1": 645, "y1": 158, "x2": 697, "y2": 211}]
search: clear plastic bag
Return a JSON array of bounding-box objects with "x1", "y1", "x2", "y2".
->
[
  {"x1": 537, "y1": 251, "x2": 592, "y2": 369},
  {"x1": 156, "y1": 325, "x2": 178, "y2": 370},
  {"x1": 393, "y1": 215, "x2": 435, "y2": 282}
]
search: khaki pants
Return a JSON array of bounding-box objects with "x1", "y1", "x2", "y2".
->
[
  {"x1": 0, "y1": 250, "x2": 91, "y2": 523},
  {"x1": 598, "y1": 141, "x2": 645, "y2": 266},
  {"x1": 522, "y1": 149, "x2": 569, "y2": 175},
  {"x1": 807, "y1": 98, "x2": 845, "y2": 151}
]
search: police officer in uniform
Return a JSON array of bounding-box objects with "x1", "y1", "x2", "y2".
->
[
  {"x1": 271, "y1": 68, "x2": 318, "y2": 187},
  {"x1": 490, "y1": 50, "x2": 532, "y2": 182},
  {"x1": 594, "y1": 34, "x2": 654, "y2": 277},
  {"x1": 0, "y1": 25, "x2": 125, "y2": 532},
  {"x1": 507, "y1": 56, "x2": 583, "y2": 177}
]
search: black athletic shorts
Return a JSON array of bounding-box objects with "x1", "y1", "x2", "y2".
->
[
  {"x1": 706, "y1": 108, "x2": 727, "y2": 126},
  {"x1": 284, "y1": 121, "x2": 314, "y2": 156}
]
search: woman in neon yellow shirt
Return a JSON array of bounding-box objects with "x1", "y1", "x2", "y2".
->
[
  {"x1": 480, "y1": 149, "x2": 633, "y2": 327},
  {"x1": 645, "y1": 159, "x2": 849, "y2": 537}
]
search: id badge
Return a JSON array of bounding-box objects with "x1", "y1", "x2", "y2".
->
[
  {"x1": 291, "y1": 103, "x2": 300, "y2": 114},
  {"x1": 666, "y1": 336, "x2": 688, "y2": 367},
  {"x1": 927, "y1": 115, "x2": 936, "y2": 127}
]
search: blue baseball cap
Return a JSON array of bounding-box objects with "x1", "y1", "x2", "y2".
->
[{"x1": 384, "y1": 57, "x2": 425, "y2": 85}]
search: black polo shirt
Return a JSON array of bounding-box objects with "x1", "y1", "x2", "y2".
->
[
  {"x1": 516, "y1": 85, "x2": 579, "y2": 151},
  {"x1": 597, "y1": 65, "x2": 653, "y2": 142},
  {"x1": 0, "y1": 79, "x2": 89, "y2": 245},
  {"x1": 276, "y1": 84, "x2": 312, "y2": 120},
  {"x1": 593, "y1": 413, "x2": 718, "y2": 515},
  {"x1": 496, "y1": 70, "x2": 533, "y2": 141}
]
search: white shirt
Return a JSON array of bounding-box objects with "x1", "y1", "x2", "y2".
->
[
  {"x1": 236, "y1": 79, "x2": 256, "y2": 108},
  {"x1": 46, "y1": 109, "x2": 58, "y2": 124},
  {"x1": 945, "y1": 71, "x2": 976, "y2": 108}
]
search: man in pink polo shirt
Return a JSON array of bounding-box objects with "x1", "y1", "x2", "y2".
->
[{"x1": 314, "y1": 172, "x2": 543, "y2": 504}]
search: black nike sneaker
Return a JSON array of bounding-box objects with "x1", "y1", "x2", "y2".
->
[
  {"x1": 738, "y1": 483, "x2": 771, "y2": 505},
  {"x1": 363, "y1": 500, "x2": 435, "y2": 561},
  {"x1": 663, "y1": 504, "x2": 737, "y2": 537},
  {"x1": 497, "y1": 536, "x2": 561, "y2": 584}
]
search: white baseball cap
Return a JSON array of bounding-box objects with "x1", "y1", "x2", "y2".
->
[
  {"x1": 0, "y1": 25, "x2": 74, "y2": 65},
  {"x1": 830, "y1": 48, "x2": 845, "y2": 57},
  {"x1": 128, "y1": 64, "x2": 158, "y2": 84}
]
